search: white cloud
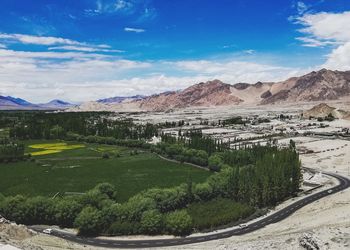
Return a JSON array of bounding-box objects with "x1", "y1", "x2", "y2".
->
[
  {"x1": 243, "y1": 49, "x2": 255, "y2": 55},
  {"x1": 295, "y1": 37, "x2": 340, "y2": 47},
  {"x1": 296, "y1": 1, "x2": 309, "y2": 15},
  {"x1": 0, "y1": 48, "x2": 110, "y2": 59},
  {"x1": 171, "y1": 60, "x2": 306, "y2": 83},
  {"x1": 124, "y1": 27, "x2": 145, "y2": 33},
  {"x1": 295, "y1": 11, "x2": 350, "y2": 70},
  {"x1": 323, "y1": 42, "x2": 350, "y2": 70},
  {"x1": 0, "y1": 46, "x2": 308, "y2": 103},
  {"x1": 115, "y1": 0, "x2": 133, "y2": 11},
  {"x1": 297, "y1": 11, "x2": 350, "y2": 42},
  {"x1": 48, "y1": 45, "x2": 124, "y2": 53},
  {"x1": 0, "y1": 33, "x2": 84, "y2": 46},
  {"x1": 0, "y1": 33, "x2": 111, "y2": 51}
]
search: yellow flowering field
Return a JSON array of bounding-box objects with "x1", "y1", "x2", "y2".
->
[{"x1": 29, "y1": 143, "x2": 85, "y2": 156}]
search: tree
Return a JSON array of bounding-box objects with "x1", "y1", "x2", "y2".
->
[
  {"x1": 74, "y1": 206, "x2": 101, "y2": 236},
  {"x1": 94, "y1": 183, "x2": 117, "y2": 200},
  {"x1": 208, "y1": 154, "x2": 223, "y2": 171},
  {"x1": 50, "y1": 125, "x2": 66, "y2": 139},
  {"x1": 25, "y1": 196, "x2": 55, "y2": 224},
  {"x1": 55, "y1": 198, "x2": 82, "y2": 227},
  {"x1": 165, "y1": 210, "x2": 192, "y2": 236}
]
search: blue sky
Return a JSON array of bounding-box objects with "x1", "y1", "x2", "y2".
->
[{"x1": 0, "y1": 0, "x2": 349, "y2": 102}]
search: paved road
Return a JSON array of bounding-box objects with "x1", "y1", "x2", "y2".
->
[{"x1": 29, "y1": 169, "x2": 350, "y2": 249}]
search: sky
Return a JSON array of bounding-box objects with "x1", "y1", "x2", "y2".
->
[{"x1": 0, "y1": 0, "x2": 349, "y2": 103}]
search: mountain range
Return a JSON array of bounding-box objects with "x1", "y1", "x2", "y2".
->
[
  {"x1": 2, "y1": 69, "x2": 350, "y2": 111},
  {"x1": 0, "y1": 96, "x2": 75, "y2": 110},
  {"x1": 134, "y1": 68, "x2": 350, "y2": 111}
]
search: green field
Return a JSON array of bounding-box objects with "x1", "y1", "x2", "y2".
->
[{"x1": 0, "y1": 140, "x2": 211, "y2": 202}]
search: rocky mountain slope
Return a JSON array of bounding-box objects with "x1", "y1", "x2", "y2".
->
[
  {"x1": 138, "y1": 80, "x2": 243, "y2": 111},
  {"x1": 132, "y1": 69, "x2": 350, "y2": 111},
  {"x1": 261, "y1": 69, "x2": 350, "y2": 104},
  {"x1": 97, "y1": 95, "x2": 145, "y2": 104},
  {"x1": 118, "y1": 69, "x2": 348, "y2": 111}
]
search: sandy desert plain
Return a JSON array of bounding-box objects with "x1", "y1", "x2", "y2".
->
[{"x1": 1, "y1": 100, "x2": 350, "y2": 250}]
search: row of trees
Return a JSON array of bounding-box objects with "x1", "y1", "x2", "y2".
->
[
  {"x1": 0, "y1": 138, "x2": 25, "y2": 163},
  {"x1": 4, "y1": 111, "x2": 161, "y2": 141},
  {"x1": 161, "y1": 130, "x2": 230, "y2": 156}
]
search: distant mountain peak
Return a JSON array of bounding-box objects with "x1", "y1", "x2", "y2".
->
[{"x1": 97, "y1": 95, "x2": 145, "y2": 104}]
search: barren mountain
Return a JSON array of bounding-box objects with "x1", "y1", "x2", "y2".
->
[
  {"x1": 261, "y1": 69, "x2": 350, "y2": 104},
  {"x1": 27, "y1": 69, "x2": 350, "y2": 112},
  {"x1": 138, "y1": 80, "x2": 243, "y2": 111},
  {"x1": 135, "y1": 69, "x2": 350, "y2": 111}
]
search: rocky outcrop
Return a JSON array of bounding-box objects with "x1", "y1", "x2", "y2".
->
[
  {"x1": 260, "y1": 90, "x2": 272, "y2": 99},
  {"x1": 303, "y1": 103, "x2": 336, "y2": 118},
  {"x1": 233, "y1": 82, "x2": 250, "y2": 90},
  {"x1": 299, "y1": 233, "x2": 322, "y2": 250},
  {"x1": 303, "y1": 103, "x2": 350, "y2": 119}
]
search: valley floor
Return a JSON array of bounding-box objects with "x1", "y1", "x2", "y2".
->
[{"x1": 1, "y1": 103, "x2": 350, "y2": 250}]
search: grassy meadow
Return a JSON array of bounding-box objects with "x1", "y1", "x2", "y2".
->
[{"x1": 0, "y1": 140, "x2": 211, "y2": 202}]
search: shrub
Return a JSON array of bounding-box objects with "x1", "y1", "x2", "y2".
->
[
  {"x1": 120, "y1": 195, "x2": 157, "y2": 221},
  {"x1": 140, "y1": 210, "x2": 163, "y2": 234},
  {"x1": 165, "y1": 210, "x2": 192, "y2": 236}
]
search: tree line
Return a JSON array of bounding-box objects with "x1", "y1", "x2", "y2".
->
[
  {"x1": 0, "y1": 138, "x2": 25, "y2": 163},
  {"x1": 2, "y1": 111, "x2": 161, "y2": 141}
]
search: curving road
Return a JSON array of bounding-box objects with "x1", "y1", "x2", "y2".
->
[{"x1": 29, "y1": 169, "x2": 350, "y2": 249}]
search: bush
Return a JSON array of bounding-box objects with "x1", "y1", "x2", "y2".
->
[
  {"x1": 102, "y1": 153, "x2": 110, "y2": 159},
  {"x1": 140, "y1": 210, "x2": 163, "y2": 234},
  {"x1": 120, "y1": 195, "x2": 156, "y2": 221},
  {"x1": 165, "y1": 210, "x2": 192, "y2": 236},
  {"x1": 193, "y1": 182, "x2": 214, "y2": 201}
]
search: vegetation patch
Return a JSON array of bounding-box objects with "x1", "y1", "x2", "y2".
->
[
  {"x1": 187, "y1": 198, "x2": 255, "y2": 231},
  {"x1": 29, "y1": 142, "x2": 85, "y2": 156},
  {"x1": 0, "y1": 143, "x2": 210, "y2": 201}
]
